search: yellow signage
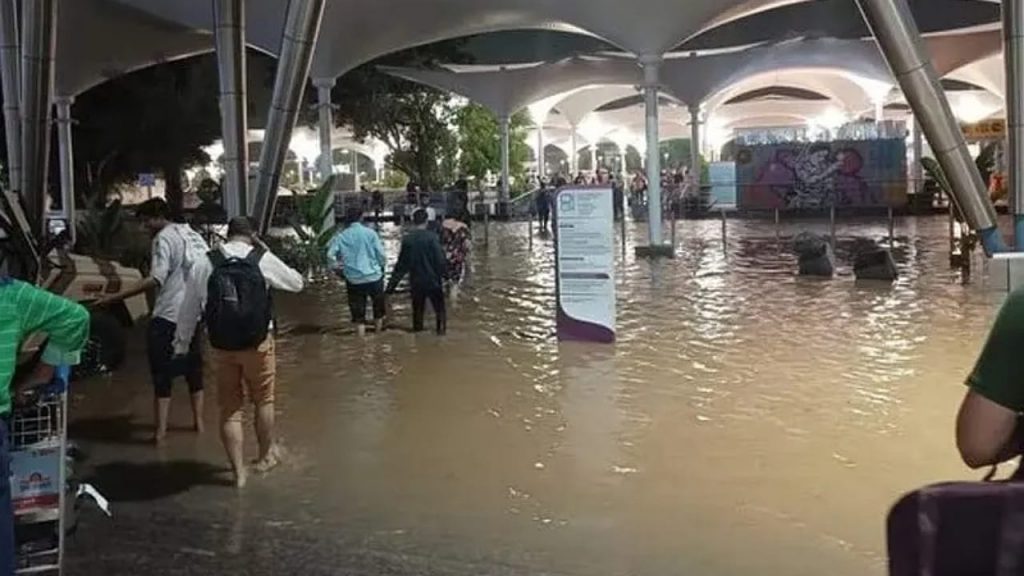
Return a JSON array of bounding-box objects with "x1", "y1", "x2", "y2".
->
[{"x1": 962, "y1": 119, "x2": 1006, "y2": 141}]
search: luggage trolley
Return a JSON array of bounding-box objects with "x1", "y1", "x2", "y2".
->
[{"x1": 10, "y1": 367, "x2": 69, "y2": 575}]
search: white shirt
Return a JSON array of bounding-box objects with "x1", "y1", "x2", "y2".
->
[
  {"x1": 150, "y1": 223, "x2": 209, "y2": 323},
  {"x1": 173, "y1": 240, "x2": 305, "y2": 354}
]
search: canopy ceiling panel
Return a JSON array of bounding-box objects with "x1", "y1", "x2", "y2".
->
[
  {"x1": 381, "y1": 57, "x2": 641, "y2": 118},
  {"x1": 113, "y1": 0, "x2": 842, "y2": 78},
  {"x1": 946, "y1": 53, "x2": 1005, "y2": 98},
  {"x1": 713, "y1": 99, "x2": 837, "y2": 126},
  {"x1": 684, "y1": 0, "x2": 999, "y2": 51},
  {"x1": 661, "y1": 38, "x2": 890, "y2": 108},
  {"x1": 705, "y1": 70, "x2": 876, "y2": 116},
  {"x1": 57, "y1": 0, "x2": 212, "y2": 98},
  {"x1": 667, "y1": 27, "x2": 1002, "y2": 110},
  {"x1": 553, "y1": 85, "x2": 643, "y2": 127}
]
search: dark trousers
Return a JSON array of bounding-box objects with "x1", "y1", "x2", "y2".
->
[
  {"x1": 0, "y1": 418, "x2": 13, "y2": 576},
  {"x1": 147, "y1": 317, "x2": 203, "y2": 399},
  {"x1": 346, "y1": 279, "x2": 385, "y2": 324},
  {"x1": 411, "y1": 288, "x2": 446, "y2": 334}
]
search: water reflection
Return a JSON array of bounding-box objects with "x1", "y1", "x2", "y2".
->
[{"x1": 76, "y1": 215, "x2": 1009, "y2": 575}]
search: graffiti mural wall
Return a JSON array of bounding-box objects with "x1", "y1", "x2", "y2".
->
[{"x1": 735, "y1": 139, "x2": 908, "y2": 210}]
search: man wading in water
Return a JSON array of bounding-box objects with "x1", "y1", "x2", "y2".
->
[{"x1": 386, "y1": 209, "x2": 448, "y2": 335}]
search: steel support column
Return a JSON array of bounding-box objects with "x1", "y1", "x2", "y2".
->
[
  {"x1": 1004, "y1": 0, "x2": 1024, "y2": 247},
  {"x1": 536, "y1": 127, "x2": 545, "y2": 182},
  {"x1": 856, "y1": 0, "x2": 1003, "y2": 253},
  {"x1": 314, "y1": 77, "x2": 335, "y2": 229},
  {"x1": 0, "y1": 0, "x2": 21, "y2": 195},
  {"x1": 641, "y1": 55, "x2": 663, "y2": 246},
  {"x1": 55, "y1": 96, "x2": 74, "y2": 241},
  {"x1": 213, "y1": 0, "x2": 248, "y2": 219},
  {"x1": 20, "y1": 0, "x2": 57, "y2": 239},
  {"x1": 911, "y1": 115, "x2": 924, "y2": 193},
  {"x1": 499, "y1": 114, "x2": 510, "y2": 202},
  {"x1": 570, "y1": 126, "x2": 578, "y2": 175},
  {"x1": 688, "y1": 104, "x2": 701, "y2": 177},
  {"x1": 251, "y1": 0, "x2": 326, "y2": 233}
]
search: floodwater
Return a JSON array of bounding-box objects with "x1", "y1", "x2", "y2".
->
[{"x1": 66, "y1": 215, "x2": 1010, "y2": 576}]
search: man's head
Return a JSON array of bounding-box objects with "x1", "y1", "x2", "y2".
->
[
  {"x1": 135, "y1": 198, "x2": 172, "y2": 235},
  {"x1": 345, "y1": 205, "x2": 364, "y2": 226},
  {"x1": 412, "y1": 209, "x2": 429, "y2": 227},
  {"x1": 226, "y1": 216, "x2": 256, "y2": 242}
]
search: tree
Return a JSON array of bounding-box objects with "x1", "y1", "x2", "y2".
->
[
  {"x1": 454, "y1": 103, "x2": 531, "y2": 185},
  {"x1": 73, "y1": 54, "x2": 222, "y2": 213},
  {"x1": 331, "y1": 42, "x2": 471, "y2": 191},
  {"x1": 659, "y1": 138, "x2": 696, "y2": 171}
]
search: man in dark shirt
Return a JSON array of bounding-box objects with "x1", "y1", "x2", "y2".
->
[{"x1": 386, "y1": 209, "x2": 447, "y2": 335}]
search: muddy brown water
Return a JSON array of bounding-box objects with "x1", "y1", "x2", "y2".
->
[{"x1": 66, "y1": 216, "x2": 1009, "y2": 575}]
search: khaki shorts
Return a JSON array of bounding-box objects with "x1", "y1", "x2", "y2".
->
[{"x1": 211, "y1": 336, "x2": 276, "y2": 422}]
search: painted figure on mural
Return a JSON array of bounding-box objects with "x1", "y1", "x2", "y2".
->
[{"x1": 780, "y1": 143, "x2": 843, "y2": 208}]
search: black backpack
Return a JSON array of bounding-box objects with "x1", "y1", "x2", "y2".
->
[{"x1": 204, "y1": 247, "x2": 272, "y2": 351}]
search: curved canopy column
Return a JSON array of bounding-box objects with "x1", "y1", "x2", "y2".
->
[
  {"x1": 0, "y1": 0, "x2": 20, "y2": 197},
  {"x1": 1004, "y1": 0, "x2": 1024, "y2": 247},
  {"x1": 641, "y1": 54, "x2": 664, "y2": 249},
  {"x1": 214, "y1": 0, "x2": 248, "y2": 219},
  {"x1": 252, "y1": 0, "x2": 327, "y2": 233},
  {"x1": 857, "y1": 0, "x2": 1003, "y2": 253}
]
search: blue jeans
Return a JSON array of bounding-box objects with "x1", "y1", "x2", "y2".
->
[{"x1": 0, "y1": 417, "x2": 13, "y2": 576}]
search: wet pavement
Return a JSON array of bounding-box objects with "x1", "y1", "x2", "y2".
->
[{"x1": 65, "y1": 216, "x2": 1007, "y2": 575}]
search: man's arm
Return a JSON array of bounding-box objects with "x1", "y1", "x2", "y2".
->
[
  {"x1": 957, "y1": 390, "x2": 1021, "y2": 469},
  {"x1": 259, "y1": 250, "x2": 305, "y2": 293},
  {"x1": 956, "y1": 290, "x2": 1024, "y2": 468},
  {"x1": 385, "y1": 241, "x2": 410, "y2": 293},
  {"x1": 325, "y1": 234, "x2": 343, "y2": 272},
  {"x1": 373, "y1": 234, "x2": 387, "y2": 273},
  {"x1": 96, "y1": 235, "x2": 167, "y2": 305},
  {"x1": 432, "y1": 237, "x2": 447, "y2": 281},
  {"x1": 173, "y1": 258, "x2": 211, "y2": 355},
  {"x1": 11, "y1": 281, "x2": 90, "y2": 390}
]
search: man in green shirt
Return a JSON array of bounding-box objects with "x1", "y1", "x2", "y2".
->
[
  {"x1": 0, "y1": 276, "x2": 89, "y2": 576},
  {"x1": 957, "y1": 289, "x2": 1024, "y2": 471}
]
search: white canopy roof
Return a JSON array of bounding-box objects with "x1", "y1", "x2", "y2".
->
[
  {"x1": 57, "y1": 0, "x2": 210, "y2": 98},
  {"x1": 381, "y1": 57, "x2": 641, "y2": 118},
  {"x1": 111, "y1": 0, "x2": 883, "y2": 79}
]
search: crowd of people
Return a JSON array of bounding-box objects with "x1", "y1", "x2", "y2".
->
[{"x1": 528, "y1": 164, "x2": 705, "y2": 228}]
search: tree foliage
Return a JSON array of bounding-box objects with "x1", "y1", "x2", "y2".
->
[
  {"x1": 454, "y1": 104, "x2": 531, "y2": 185},
  {"x1": 72, "y1": 54, "x2": 223, "y2": 213},
  {"x1": 331, "y1": 42, "x2": 472, "y2": 191}
]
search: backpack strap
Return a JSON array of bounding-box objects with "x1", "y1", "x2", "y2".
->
[
  {"x1": 208, "y1": 249, "x2": 226, "y2": 267},
  {"x1": 245, "y1": 246, "x2": 266, "y2": 265}
]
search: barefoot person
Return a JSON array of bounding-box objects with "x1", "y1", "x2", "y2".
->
[
  {"x1": 175, "y1": 217, "x2": 304, "y2": 487},
  {"x1": 386, "y1": 209, "x2": 447, "y2": 335},
  {"x1": 326, "y1": 206, "x2": 388, "y2": 336},
  {"x1": 0, "y1": 277, "x2": 89, "y2": 576},
  {"x1": 97, "y1": 198, "x2": 209, "y2": 442},
  {"x1": 440, "y1": 213, "x2": 471, "y2": 302}
]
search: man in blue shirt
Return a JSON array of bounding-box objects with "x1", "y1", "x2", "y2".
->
[{"x1": 327, "y1": 206, "x2": 388, "y2": 336}]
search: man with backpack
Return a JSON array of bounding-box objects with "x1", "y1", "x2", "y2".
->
[{"x1": 174, "y1": 217, "x2": 304, "y2": 488}]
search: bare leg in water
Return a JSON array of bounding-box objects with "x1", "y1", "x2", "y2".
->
[
  {"x1": 190, "y1": 390, "x2": 205, "y2": 434},
  {"x1": 154, "y1": 397, "x2": 170, "y2": 444},
  {"x1": 220, "y1": 415, "x2": 246, "y2": 488},
  {"x1": 252, "y1": 402, "x2": 278, "y2": 473}
]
